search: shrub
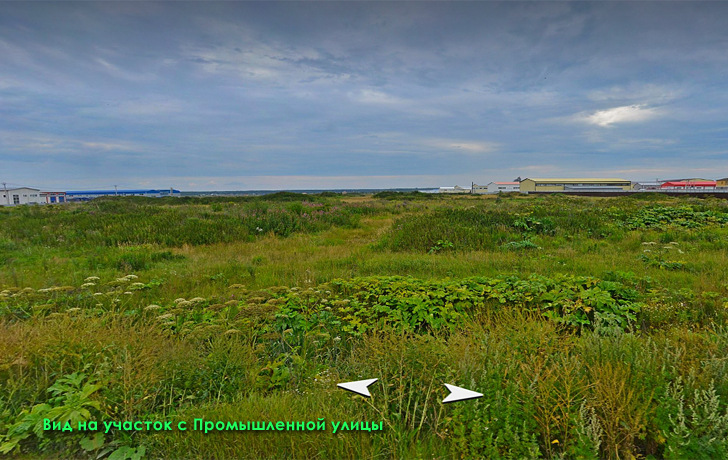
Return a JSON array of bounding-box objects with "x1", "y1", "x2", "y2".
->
[{"x1": 502, "y1": 239, "x2": 540, "y2": 250}]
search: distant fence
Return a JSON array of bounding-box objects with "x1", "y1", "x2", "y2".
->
[{"x1": 527, "y1": 190, "x2": 728, "y2": 199}]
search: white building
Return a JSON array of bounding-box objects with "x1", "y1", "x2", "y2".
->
[
  {"x1": 487, "y1": 182, "x2": 520, "y2": 193},
  {"x1": 472, "y1": 182, "x2": 520, "y2": 194},
  {"x1": 632, "y1": 181, "x2": 664, "y2": 191},
  {"x1": 438, "y1": 185, "x2": 470, "y2": 194},
  {"x1": 1, "y1": 187, "x2": 44, "y2": 206}
]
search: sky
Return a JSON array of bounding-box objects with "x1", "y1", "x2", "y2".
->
[{"x1": 1, "y1": 1, "x2": 728, "y2": 191}]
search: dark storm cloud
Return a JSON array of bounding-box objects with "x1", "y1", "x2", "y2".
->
[{"x1": 1, "y1": 2, "x2": 727, "y2": 190}]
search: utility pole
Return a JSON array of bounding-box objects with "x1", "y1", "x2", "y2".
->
[{"x1": 2, "y1": 182, "x2": 8, "y2": 205}]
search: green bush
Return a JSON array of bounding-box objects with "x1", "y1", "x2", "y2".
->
[
  {"x1": 266, "y1": 275, "x2": 642, "y2": 335},
  {"x1": 626, "y1": 206, "x2": 728, "y2": 230}
]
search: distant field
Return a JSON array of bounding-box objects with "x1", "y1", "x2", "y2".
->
[{"x1": 2, "y1": 192, "x2": 728, "y2": 459}]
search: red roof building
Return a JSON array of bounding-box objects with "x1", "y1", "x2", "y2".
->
[{"x1": 660, "y1": 181, "x2": 717, "y2": 189}]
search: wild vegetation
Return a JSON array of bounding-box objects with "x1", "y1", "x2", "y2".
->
[{"x1": 2, "y1": 193, "x2": 728, "y2": 459}]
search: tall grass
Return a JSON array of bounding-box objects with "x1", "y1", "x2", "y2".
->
[{"x1": 0, "y1": 197, "x2": 367, "y2": 249}]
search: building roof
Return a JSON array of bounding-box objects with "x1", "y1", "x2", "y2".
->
[
  {"x1": 491, "y1": 182, "x2": 520, "y2": 185},
  {"x1": 4, "y1": 187, "x2": 40, "y2": 192},
  {"x1": 523, "y1": 178, "x2": 630, "y2": 183},
  {"x1": 717, "y1": 178, "x2": 728, "y2": 182}
]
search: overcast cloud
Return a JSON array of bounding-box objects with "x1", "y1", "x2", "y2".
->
[{"x1": 1, "y1": 1, "x2": 727, "y2": 190}]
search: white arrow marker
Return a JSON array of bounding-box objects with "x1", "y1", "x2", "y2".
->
[
  {"x1": 337, "y1": 378, "x2": 378, "y2": 397},
  {"x1": 442, "y1": 384, "x2": 483, "y2": 403}
]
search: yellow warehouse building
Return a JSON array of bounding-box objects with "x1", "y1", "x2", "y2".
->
[{"x1": 520, "y1": 178, "x2": 632, "y2": 192}]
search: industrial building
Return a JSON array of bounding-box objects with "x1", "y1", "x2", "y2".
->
[
  {"x1": 438, "y1": 185, "x2": 470, "y2": 194},
  {"x1": 40, "y1": 192, "x2": 66, "y2": 204},
  {"x1": 472, "y1": 182, "x2": 521, "y2": 194},
  {"x1": 632, "y1": 181, "x2": 663, "y2": 191},
  {"x1": 660, "y1": 180, "x2": 716, "y2": 190},
  {"x1": 1, "y1": 187, "x2": 44, "y2": 206},
  {"x1": 65, "y1": 189, "x2": 181, "y2": 201},
  {"x1": 717, "y1": 178, "x2": 728, "y2": 188},
  {"x1": 519, "y1": 178, "x2": 632, "y2": 192},
  {"x1": 487, "y1": 181, "x2": 520, "y2": 194}
]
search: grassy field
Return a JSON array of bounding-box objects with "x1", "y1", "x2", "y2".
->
[{"x1": 2, "y1": 192, "x2": 728, "y2": 459}]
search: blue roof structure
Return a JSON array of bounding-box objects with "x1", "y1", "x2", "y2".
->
[{"x1": 65, "y1": 189, "x2": 180, "y2": 195}]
